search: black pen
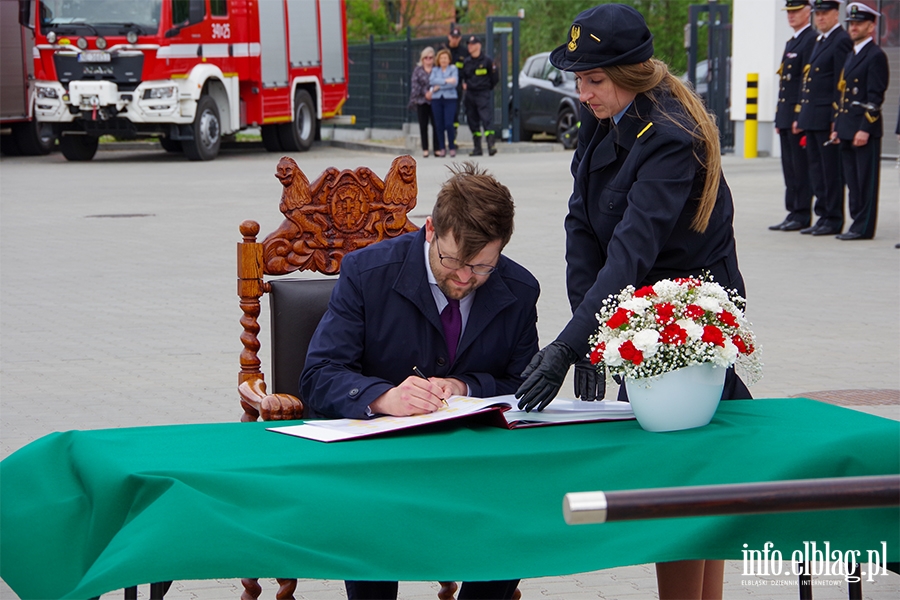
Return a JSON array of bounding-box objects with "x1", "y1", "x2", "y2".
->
[{"x1": 413, "y1": 366, "x2": 448, "y2": 406}]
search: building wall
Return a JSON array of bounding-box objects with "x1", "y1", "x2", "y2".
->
[{"x1": 732, "y1": 0, "x2": 899, "y2": 158}]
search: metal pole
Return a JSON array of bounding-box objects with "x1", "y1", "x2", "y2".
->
[{"x1": 744, "y1": 73, "x2": 758, "y2": 158}]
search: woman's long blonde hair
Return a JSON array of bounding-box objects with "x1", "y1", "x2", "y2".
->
[{"x1": 603, "y1": 58, "x2": 721, "y2": 233}]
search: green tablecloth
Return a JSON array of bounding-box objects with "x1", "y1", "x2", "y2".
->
[{"x1": 2, "y1": 399, "x2": 898, "y2": 599}]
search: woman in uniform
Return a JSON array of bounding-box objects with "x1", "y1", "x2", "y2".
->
[{"x1": 515, "y1": 4, "x2": 750, "y2": 598}]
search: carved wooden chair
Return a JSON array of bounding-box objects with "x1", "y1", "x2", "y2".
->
[{"x1": 236, "y1": 155, "x2": 467, "y2": 600}]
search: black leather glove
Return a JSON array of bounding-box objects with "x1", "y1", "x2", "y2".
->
[
  {"x1": 515, "y1": 341, "x2": 579, "y2": 412},
  {"x1": 574, "y1": 360, "x2": 605, "y2": 402}
]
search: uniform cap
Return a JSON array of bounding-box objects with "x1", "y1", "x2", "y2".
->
[
  {"x1": 449, "y1": 24, "x2": 461, "y2": 36},
  {"x1": 812, "y1": 0, "x2": 843, "y2": 12},
  {"x1": 845, "y1": 2, "x2": 879, "y2": 21},
  {"x1": 783, "y1": 0, "x2": 812, "y2": 10},
  {"x1": 467, "y1": 35, "x2": 482, "y2": 45},
  {"x1": 549, "y1": 4, "x2": 654, "y2": 72}
]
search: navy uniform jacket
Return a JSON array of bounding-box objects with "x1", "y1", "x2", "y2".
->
[
  {"x1": 557, "y1": 93, "x2": 744, "y2": 357},
  {"x1": 775, "y1": 25, "x2": 818, "y2": 130},
  {"x1": 834, "y1": 41, "x2": 889, "y2": 140},
  {"x1": 461, "y1": 54, "x2": 498, "y2": 92},
  {"x1": 796, "y1": 26, "x2": 852, "y2": 132},
  {"x1": 300, "y1": 228, "x2": 540, "y2": 419}
]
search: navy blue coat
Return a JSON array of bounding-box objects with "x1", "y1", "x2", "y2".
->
[
  {"x1": 301, "y1": 228, "x2": 540, "y2": 419},
  {"x1": 558, "y1": 93, "x2": 744, "y2": 357},
  {"x1": 834, "y1": 41, "x2": 890, "y2": 140},
  {"x1": 775, "y1": 25, "x2": 817, "y2": 130},
  {"x1": 796, "y1": 27, "x2": 853, "y2": 132}
]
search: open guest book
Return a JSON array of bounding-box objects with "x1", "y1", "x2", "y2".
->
[{"x1": 268, "y1": 395, "x2": 635, "y2": 442}]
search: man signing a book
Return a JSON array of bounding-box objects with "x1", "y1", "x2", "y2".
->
[{"x1": 300, "y1": 161, "x2": 539, "y2": 600}]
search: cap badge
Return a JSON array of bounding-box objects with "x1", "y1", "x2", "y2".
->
[{"x1": 568, "y1": 24, "x2": 581, "y2": 51}]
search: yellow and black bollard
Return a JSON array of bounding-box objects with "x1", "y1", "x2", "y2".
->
[{"x1": 744, "y1": 73, "x2": 758, "y2": 158}]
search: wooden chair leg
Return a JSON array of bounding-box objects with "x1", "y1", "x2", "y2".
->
[
  {"x1": 275, "y1": 578, "x2": 297, "y2": 599},
  {"x1": 241, "y1": 578, "x2": 263, "y2": 600},
  {"x1": 438, "y1": 580, "x2": 458, "y2": 600}
]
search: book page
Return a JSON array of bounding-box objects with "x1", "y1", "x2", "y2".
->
[{"x1": 267, "y1": 395, "x2": 508, "y2": 442}]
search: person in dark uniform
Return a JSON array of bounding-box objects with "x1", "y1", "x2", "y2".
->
[
  {"x1": 515, "y1": 4, "x2": 749, "y2": 598},
  {"x1": 795, "y1": 0, "x2": 853, "y2": 236},
  {"x1": 461, "y1": 36, "x2": 499, "y2": 156},
  {"x1": 830, "y1": 2, "x2": 889, "y2": 240},
  {"x1": 770, "y1": 0, "x2": 817, "y2": 231},
  {"x1": 445, "y1": 24, "x2": 469, "y2": 132}
]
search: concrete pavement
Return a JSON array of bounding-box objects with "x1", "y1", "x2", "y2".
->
[{"x1": 1, "y1": 139, "x2": 898, "y2": 599}]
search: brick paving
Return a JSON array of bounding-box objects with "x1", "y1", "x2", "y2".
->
[{"x1": 1, "y1": 139, "x2": 898, "y2": 599}]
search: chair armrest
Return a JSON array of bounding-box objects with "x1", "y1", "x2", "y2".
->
[{"x1": 239, "y1": 378, "x2": 304, "y2": 422}]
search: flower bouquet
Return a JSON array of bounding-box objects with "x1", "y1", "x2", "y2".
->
[{"x1": 588, "y1": 276, "x2": 761, "y2": 431}]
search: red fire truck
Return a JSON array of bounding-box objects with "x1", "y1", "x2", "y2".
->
[{"x1": 23, "y1": 0, "x2": 350, "y2": 161}]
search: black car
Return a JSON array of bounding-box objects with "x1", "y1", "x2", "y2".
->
[{"x1": 515, "y1": 52, "x2": 579, "y2": 149}]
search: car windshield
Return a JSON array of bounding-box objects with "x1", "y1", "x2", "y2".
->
[{"x1": 38, "y1": 0, "x2": 161, "y2": 34}]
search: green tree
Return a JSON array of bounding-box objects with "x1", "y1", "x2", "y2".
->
[
  {"x1": 494, "y1": 0, "x2": 731, "y2": 75},
  {"x1": 346, "y1": 0, "x2": 396, "y2": 42}
]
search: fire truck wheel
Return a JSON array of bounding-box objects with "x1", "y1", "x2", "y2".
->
[
  {"x1": 59, "y1": 134, "x2": 99, "y2": 161},
  {"x1": 278, "y1": 89, "x2": 315, "y2": 152},
  {"x1": 261, "y1": 125, "x2": 283, "y2": 152},
  {"x1": 183, "y1": 95, "x2": 221, "y2": 161}
]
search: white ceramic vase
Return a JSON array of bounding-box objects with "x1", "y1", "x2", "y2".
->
[{"x1": 625, "y1": 362, "x2": 726, "y2": 432}]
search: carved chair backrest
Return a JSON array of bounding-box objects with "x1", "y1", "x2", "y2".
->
[{"x1": 237, "y1": 155, "x2": 419, "y2": 422}]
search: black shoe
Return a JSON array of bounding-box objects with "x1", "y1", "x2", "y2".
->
[
  {"x1": 895, "y1": 243, "x2": 900, "y2": 249},
  {"x1": 799, "y1": 225, "x2": 818, "y2": 234},
  {"x1": 836, "y1": 232, "x2": 868, "y2": 240},
  {"x1": 811, "y1": 225, "x2": 842, "y2": 236},
  {"x1": 771, "y1": 219, "x2": 807, "y2": 231},
  {"x1": 469, "y1": 148, "x2": 483, "y2": 156},
  {"x1": 488, "y1": 145, "x2": 497, "y2": 156}
]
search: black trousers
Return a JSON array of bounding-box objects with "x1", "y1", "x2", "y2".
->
[
  {"x1": 805, "y1": 129, "x2": 845, "y2": 229},
  {"x1": 465, "y1": 91, "x2": 494, "y2": 136},
  {"x1": 840, "y1": 138, "x2": 881, "y2": 239},
  {"x1": 416, "y1": 103, "x2": 434, "y2": 151},
  {"x1": 345, "y1": 579, "x2": 520, "y2": 600},
  {"x1": 779, "y1": 129, "x2": 813, "y2": 225}
]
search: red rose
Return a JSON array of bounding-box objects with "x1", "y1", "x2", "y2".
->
[
  {"x1": 654, "y1": 302, "x2": 676, "y2": 325},
  {"x1": 717, "y1": 310, "x2": 738, "y2": 327},
  {"x1": 702, "y1": 325, "x2": 725, "y2": 347},
  {"x1": 660, "y1": 323, "x2": 688, "y2": 345},
  {"x1": 618, "y1": 340, "x2": 643, "y2": 365},
  {"x1": 684, "y1": 304, "x2": 706, "y2": 319},
  {"x1": 634, "y1": 285, "x2": 656, "y2": 298},
  {"x1": 606, "y1": 307, "x2": 632, "y2": 330},
  {"x1": 590, "y1": 342, "x2": 606, "y2": 365}
]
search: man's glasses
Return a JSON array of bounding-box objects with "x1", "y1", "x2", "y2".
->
[{"x1": 434, "y1": 238, "x2": 496, "y2": 276}]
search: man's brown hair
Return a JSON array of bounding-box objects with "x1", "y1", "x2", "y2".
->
[{"x1": 432, "y1": 162, "x2": 515, "y2": 262}]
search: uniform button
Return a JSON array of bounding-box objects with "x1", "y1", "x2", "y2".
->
[
  {"x1": 437, "y1": 357, "x2": 446, "y2": 366},
  {"x1": 349, "y1": 388, "x2": 359, "y2": 396}
]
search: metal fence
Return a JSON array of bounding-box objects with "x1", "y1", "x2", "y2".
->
[{"x1": 345, "y1": 33, "x2": 448, "y2": 130}]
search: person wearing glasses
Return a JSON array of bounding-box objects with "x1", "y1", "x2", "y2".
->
[
  {"x1": 300, "y1": 162, "x2": 535, "y2": 599},
  {"x1": 408, "y1": 46, "x2": 436, "y2": 157}
]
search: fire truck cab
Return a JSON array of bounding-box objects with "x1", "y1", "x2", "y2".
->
[{"x1": 24, "y1": 0, "x2": 349, "y2": 161}]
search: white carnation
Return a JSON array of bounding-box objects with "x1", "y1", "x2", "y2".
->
[
  {"x1": 631, "y1": 329, "x2": 661, "y2": 357},
  {"x1": 696, "y1": 296, "x2": 722, "y2": 313},
  {"x1": 713, "y1": 340, "x2": 739, "y2": 367},
  {"x1": 604, "y1": 339, "x2": 624, "y2": 366},
  {"x1": 620, "y1": 297, "x2": 652, "y2": 314},
  {"x1": 676, "y1": 319, "x2": 704, "y2": 340}
]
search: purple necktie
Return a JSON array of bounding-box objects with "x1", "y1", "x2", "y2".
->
[{"x1": 440, "y1": 298, "x2": 461, "y2": 364}]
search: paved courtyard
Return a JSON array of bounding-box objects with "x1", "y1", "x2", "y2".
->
[{"x1": 1, "y1": 139, "x2": 897, "y2": 599}]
